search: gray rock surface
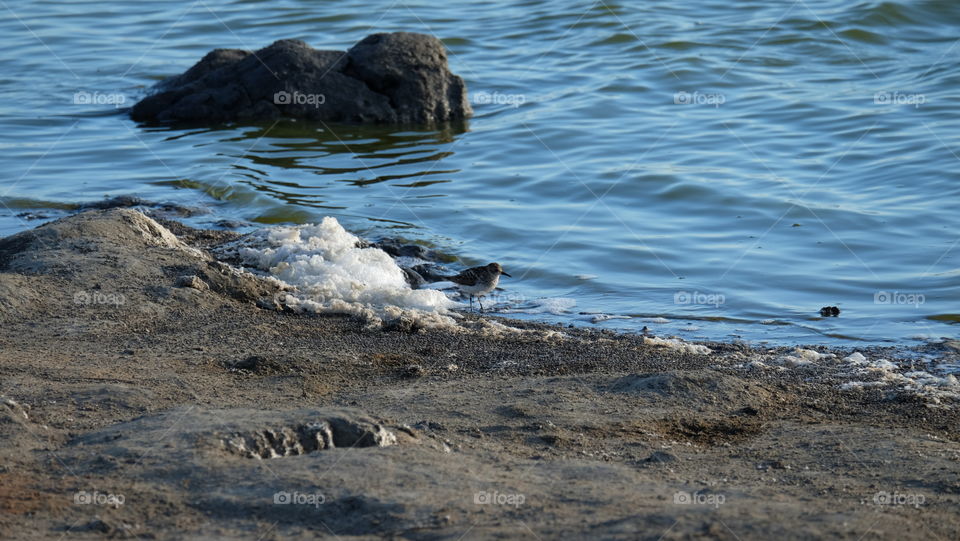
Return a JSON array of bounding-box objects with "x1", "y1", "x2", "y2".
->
[{"x1": 131, "y1": 33, "x2": 472, "y2": 126}]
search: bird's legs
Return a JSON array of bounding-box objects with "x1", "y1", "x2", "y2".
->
[{"x1": 478, "y1": 296, "x2": 485, "y2": 313}]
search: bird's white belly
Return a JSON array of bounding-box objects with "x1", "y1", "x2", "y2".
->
[{"x1": 459, "y1": 276, "x2": 498, "y2": 296}]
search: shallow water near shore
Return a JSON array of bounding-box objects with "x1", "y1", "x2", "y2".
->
[{"x1": 2, "y1": 0, "x2": 959, "y2": 346}]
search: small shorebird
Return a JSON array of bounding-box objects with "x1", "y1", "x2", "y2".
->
[{"x1": 448, "y1": 262, "x2": 511, "y2": 312}]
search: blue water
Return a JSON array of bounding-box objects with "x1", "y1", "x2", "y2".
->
[{"x1": 2, "y1": 0, "x2": 958, "y2": 345}]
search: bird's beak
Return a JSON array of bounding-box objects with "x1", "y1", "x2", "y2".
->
[{"x1": 501, "y1": 271, "x2": 511, "y2": 277}]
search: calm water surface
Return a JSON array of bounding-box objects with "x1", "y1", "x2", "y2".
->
[{"x1": 2, "y1": 0, "x2": 959, "y2": 345}]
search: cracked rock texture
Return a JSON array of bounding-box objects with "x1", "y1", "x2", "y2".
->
[{"x1": 130, "y1": 33, "x2": 472, "y2": 125}]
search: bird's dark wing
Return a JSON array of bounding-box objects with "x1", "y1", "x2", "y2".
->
[{"x1": 448, "y1": 267, "x2": 480, "y2": 286}]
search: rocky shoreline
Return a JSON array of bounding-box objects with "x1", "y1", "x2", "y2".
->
[{"x1": 1, "y1": 210, "x2": 958, "y2": 539}]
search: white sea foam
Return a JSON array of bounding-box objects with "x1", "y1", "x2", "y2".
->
[
  {"x1": 776, "y1": 348, "x2": 836, "y2": 368},
  {"x1": 501, "y1": 297, "x2": 576, "y2": 315},
  {"x1": 840, "y1": 381, "x2": 885, "y2": 390},
  {"x1": 867, "y1": 359, "x2": 897, "y2": 372},
  {"x1": 223, "y1": 217, "x2": 460, "y2": 326},
  {"x1": 831, "y1": 351, "x2": 959, "y2": 404},
  {"x1": 643, "y1": 336, "x2": 712, "y2": 355},
  {"x1": 587, "y1": 313, "x2": 632, "y2": 323},
  {"x1": 843, "y1": 352, "x2": 868, "y2": 365}
]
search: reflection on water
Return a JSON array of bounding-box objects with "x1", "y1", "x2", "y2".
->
[{"x1": 138, "y1": 120, "x2": 470, "y2": 224}]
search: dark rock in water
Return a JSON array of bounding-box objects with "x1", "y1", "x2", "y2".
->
[
  {"x1": 373, "y1": 238, "x2": 455, "y2": 287},
  {"x1": 131, "y1": 33, "x2": 472, "y2": 126},
  {"x1": 819, "y1": 306, "x2": 840, "y2": 317},
  {"x1": 344, "y1": 32, "x2": 471, "y2": 125},
  {"x1": 375, "y1": 240, "x2": 433, "y2": 260},
  {"x1": 213, "y1": 219, "x2": 248, "y2": 229},
  {"x1": 400, "y1": 267, "x2": 426, "y2": 289},
  {"x1": 373, "y1": 239, "x2": 451, "y2": 267},
  {"x1": 147, "y1": 203, "x2": 205, "y2": 218},
  {"x1": 79, "y1": 195, "x2": 145, "y2": 210},
  {"x1": 410, "y1": 264, "x2": 451, "y2": 283},
  {"x1": 79, "y1": 195, "x2": 203, "y2": 217},
  {"x1": 15, "y1": 212, "x2": 51, "y2": 220}
]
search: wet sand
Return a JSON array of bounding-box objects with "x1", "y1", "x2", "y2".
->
[{"x1": 0, "y1": 209, "x2": 957, "y2": 540}]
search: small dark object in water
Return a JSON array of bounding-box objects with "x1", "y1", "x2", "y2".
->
[{"x1": 819, "y1": 306, "x2": 840, "y2": 317}]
